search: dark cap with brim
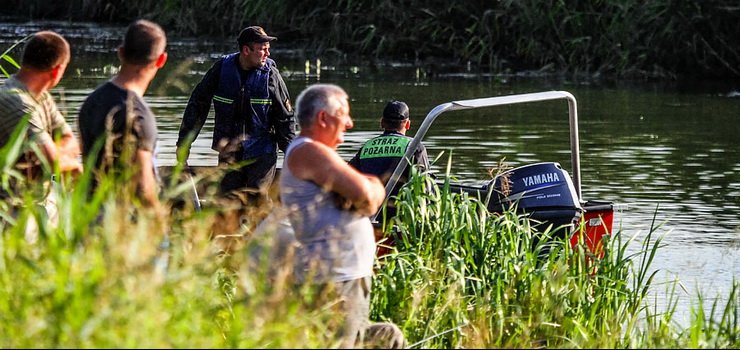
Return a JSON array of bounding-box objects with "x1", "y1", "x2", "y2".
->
[
  {"x1": 382, "y1": 101, "x2": 410, "y2": 120},
  {"x1": 238, "y1": 26, "x2": 277, "y2": 46}
]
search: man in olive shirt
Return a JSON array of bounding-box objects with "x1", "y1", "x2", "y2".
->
[
  {"x1": 0, "y1": 30, "x2": 83, "y2": 242},
  {"x1": 0, "y1": 31, "x2": 82, "y2": 187}
]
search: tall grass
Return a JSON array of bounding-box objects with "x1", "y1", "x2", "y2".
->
[
  {"x1": 371, "y1": 160, "x2": 640, "y2": 347},
  {"x1": 0, "y1": 142, "x2": 737, "y2": 347},
  {"x1": 0, "y1": 128, "x2": 335, "y2": 347}
]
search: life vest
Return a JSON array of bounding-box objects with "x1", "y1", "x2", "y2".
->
[{"x1": 212, "y1": 53, "x2": 276, "y2": 158}]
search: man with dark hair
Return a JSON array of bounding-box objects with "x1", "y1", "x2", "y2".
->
[
  {"x1": 77, "y1": 19, "x2": 167, "y2": 212},
  {"x1": 349, "y1": 100, "x2": 430, "y2": 217},
  {"x1": 176, "y1": 25, "x2": 295, "y2": 203},
  {"x1": 0, "y1": 30, "x2": 82, "y2": 242},
  {"x1": 0, "y1": 30, "x2": 83, "y2": 184}
]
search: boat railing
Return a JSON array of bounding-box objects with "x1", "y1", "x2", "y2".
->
[{"x1": 375, "y1": 91, "x2": 581, "y2": 222}]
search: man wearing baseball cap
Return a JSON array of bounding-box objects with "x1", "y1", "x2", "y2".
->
[
  {"x1": 176, "y1": 25, "x2": 295, "y2": 207},
  {"x1": 349, "y1": 100, "x2": 430, "y2": 223}
]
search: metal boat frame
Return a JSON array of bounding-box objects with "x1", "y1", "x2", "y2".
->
[{"x1": 378, "y1": 91, "x2": 583, "y2": 221}]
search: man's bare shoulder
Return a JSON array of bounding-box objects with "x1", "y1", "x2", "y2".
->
[{"x1": 290, "y1": 140, "x2": 335, "y2": 164}]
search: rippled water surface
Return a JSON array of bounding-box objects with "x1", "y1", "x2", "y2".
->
[{"x1": 2, "y1": 20, "x2": 738, "y2": 325}]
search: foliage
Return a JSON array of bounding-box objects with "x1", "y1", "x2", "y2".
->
[
  {"x1": 3, "y1": 0, "x2": 740, "y2": 79},
  {"x1": 369, "y1": 159, "x2": 738, "y2": 348},
  {"x1": 0, "y1": 35, "x2": 25, "y2": 78},
  {"x1": 0, "y1": 144, "x2": 737, "y2": 347}
]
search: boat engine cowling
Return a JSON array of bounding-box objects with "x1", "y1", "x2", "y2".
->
[{"x1": 488, "y1": 162, "x2": 583, "y2": 235}]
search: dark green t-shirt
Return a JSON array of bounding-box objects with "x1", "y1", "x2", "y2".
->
[{"x1": 77, "y1": 81, "x2": 158, "y2": 174}]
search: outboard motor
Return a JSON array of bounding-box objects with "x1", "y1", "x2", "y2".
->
[{"x1": 488, "y1": 162, "x2": 582, "y2": 237}]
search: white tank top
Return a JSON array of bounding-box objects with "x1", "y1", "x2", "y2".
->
[{"x1": 280, "y1": 136, "x2": 375, "y2": 283}]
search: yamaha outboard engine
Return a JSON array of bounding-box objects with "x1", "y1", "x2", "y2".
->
[{"x1": 488, "y1": 162, "x2": 582, "y2": 237}]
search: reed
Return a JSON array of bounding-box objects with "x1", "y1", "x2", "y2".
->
[
  {"x1": 0, "y1": 35, "x2": 24, "y2": 78},
  {"x1": 0, "y1": 138, "x2": 737, "y2": 347},
  {"x1": 3, "y1": 0, "x2": 739, "y2": 79},
  {"x1": 0, "y1": 130, "x2": 334, "y2": 347}
]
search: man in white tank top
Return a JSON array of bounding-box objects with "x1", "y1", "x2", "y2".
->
[{"x1": 279, "y1": 84, "x2": 406, "y2": 348}]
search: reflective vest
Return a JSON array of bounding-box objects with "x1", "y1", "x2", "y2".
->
[{"x1": 212, "y1": 53, "x2": 276, "y2": 159}]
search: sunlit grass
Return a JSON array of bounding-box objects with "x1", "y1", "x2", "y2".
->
[{"x1": 0, "y1": 141, "x2": 737, "y2": 347}]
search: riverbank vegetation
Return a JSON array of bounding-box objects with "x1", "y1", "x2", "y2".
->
[
  {"x1": 3, "y1": 0, "x2": 740, "y2": 80},
  {"x1": 0, "y1": 129, "x2": 737, "y2": 347}
]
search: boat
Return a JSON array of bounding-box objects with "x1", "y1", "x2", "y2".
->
[
  {"x1": 379, "y1": 91, "x2": 621, "y2": 257},
  {"x1": 167, "y1": 91, "x2": 621, "y2": 258}
]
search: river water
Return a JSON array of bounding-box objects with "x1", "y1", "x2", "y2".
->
[{"x1": 1, "y1": 20, "x2": 738, "y2": 326}]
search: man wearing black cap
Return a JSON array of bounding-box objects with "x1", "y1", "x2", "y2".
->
[
  {"x1": 348, "y1": 101, "x2": 430, "y2": 218},
  {"x1": 176, "y1": 25, "x2": 295, "y2": 203}
]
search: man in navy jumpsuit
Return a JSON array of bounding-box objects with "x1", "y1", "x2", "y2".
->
[{"x1": 177, "y1": 26, "x2": 295, "y2": 202}]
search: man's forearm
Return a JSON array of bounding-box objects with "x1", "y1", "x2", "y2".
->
[
  {"x1": 57, "y1": 133, "x2": 80, "y2": 158},
  {"x1": 137, "y1": 150, "x2": 160, "y2": 208},
  {"x1": 177, "y1": 62, "x2": 220, "y2": 148},
  {"x1": 177, "y1": 102, "x2": 207, "y2": 147},
  {"x1": 40, "y1": 137, "x2": 82, "y2": 174}
]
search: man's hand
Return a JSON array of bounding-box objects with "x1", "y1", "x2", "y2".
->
[{"x1": 58, "y1": 153, "x2": 83, "y2": 176}]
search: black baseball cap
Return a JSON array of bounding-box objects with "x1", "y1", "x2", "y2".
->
[
  {"x1": 383, "y1": 101, "x2": 409, "y2": 120},
  {"x1": 237, "y1": 26, "x2": 277, "y2": 46}
]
